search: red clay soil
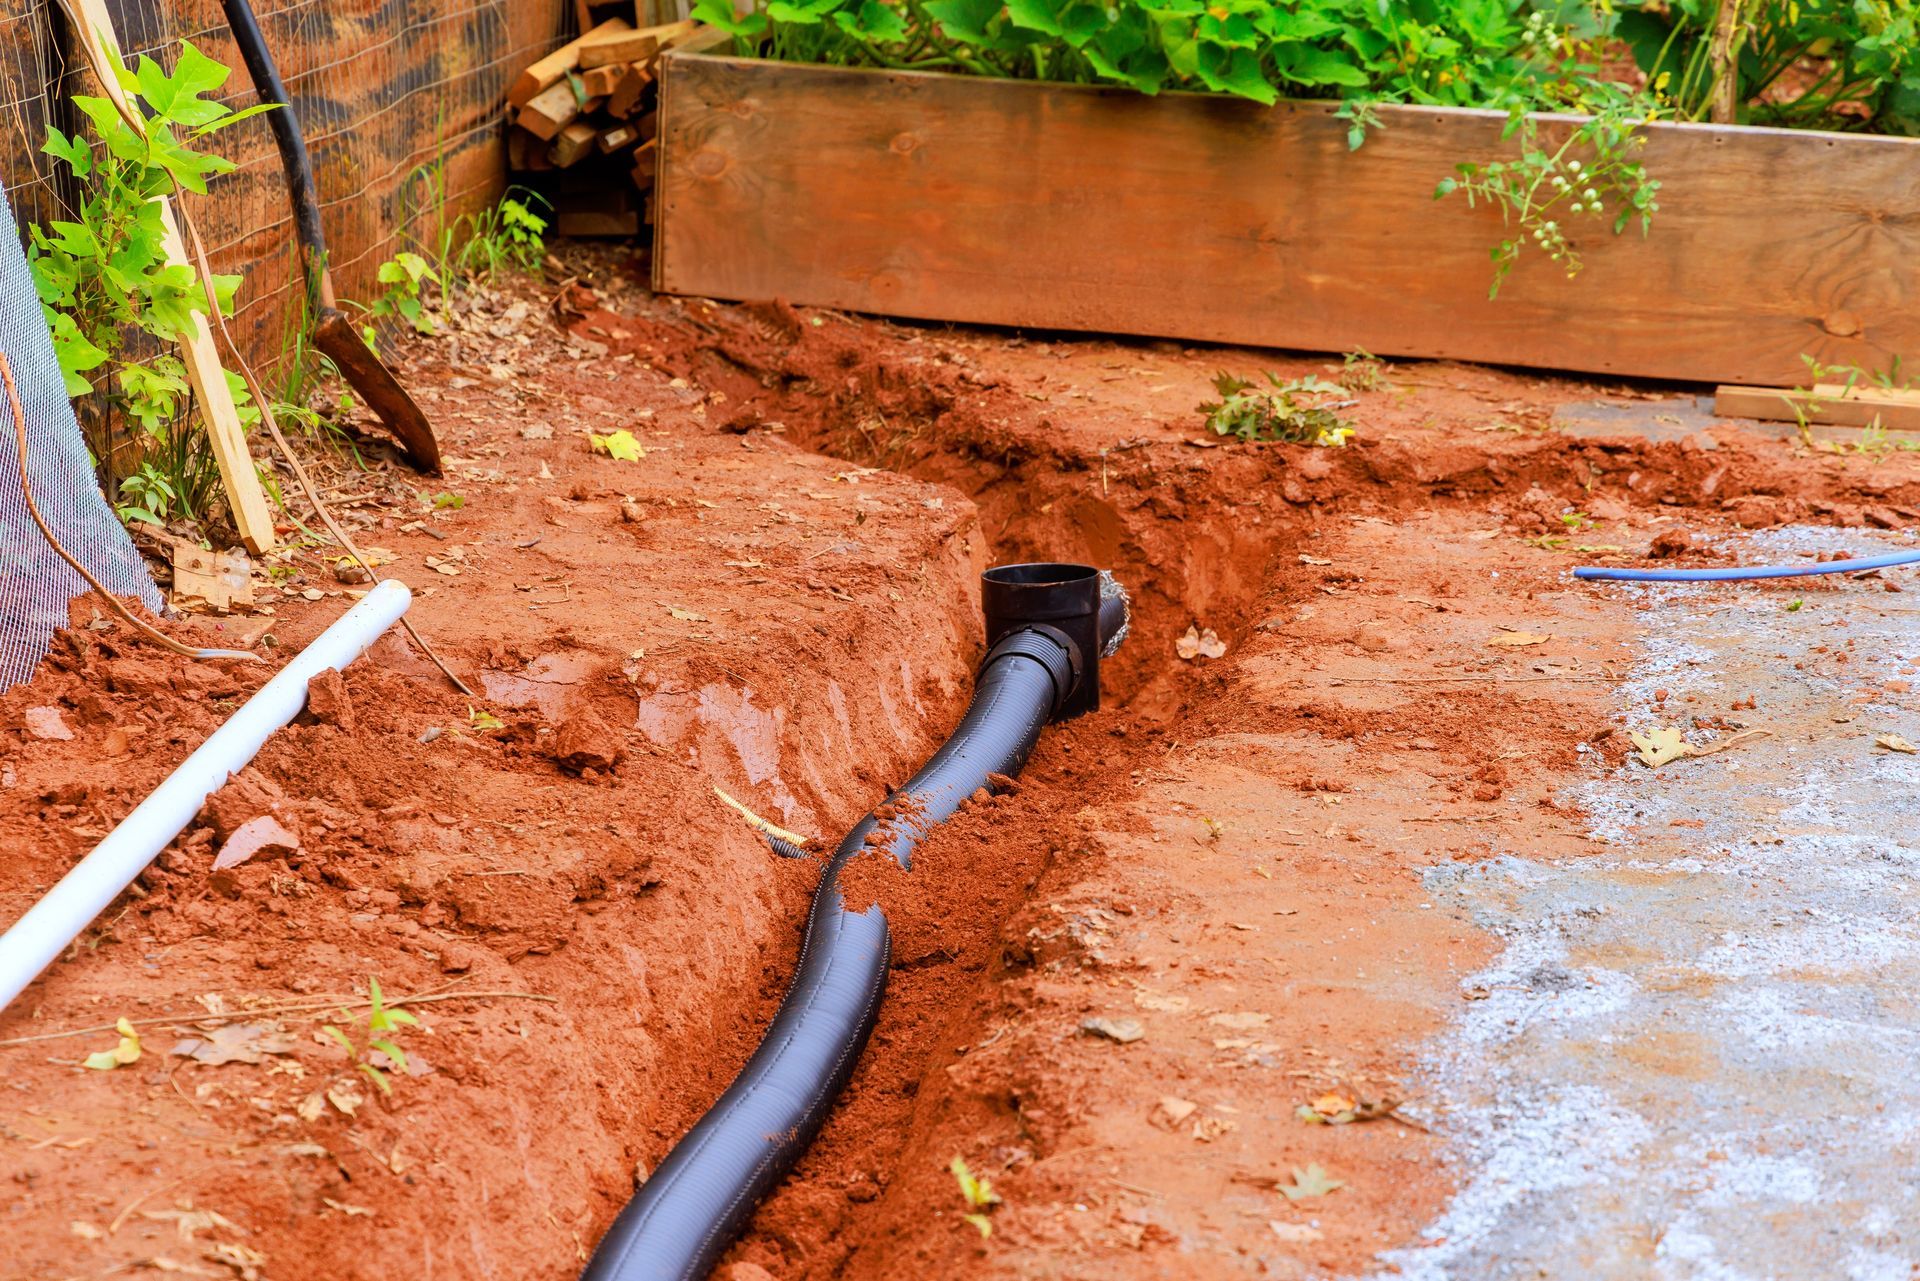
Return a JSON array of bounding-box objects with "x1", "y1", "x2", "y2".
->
[{"x1": 5, "y1": 244, "x2": 1920, "y2": 1281}]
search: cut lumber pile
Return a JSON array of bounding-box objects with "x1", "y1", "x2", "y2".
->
[{"x1": 507, "y1": 15, "x2": 697, "y2": 239}]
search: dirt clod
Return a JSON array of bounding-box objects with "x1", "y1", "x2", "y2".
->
[
  {"x1": 549, "y1": 711, "x2": 627, "y2": 774},
  {"x1": 305, "y1": 669, "x2": 355, "y2": 731}
]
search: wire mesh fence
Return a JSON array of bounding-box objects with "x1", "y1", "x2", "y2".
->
[
  {"x1": 0, "y1": 0, "x2": 572, "y2": 377},
  {"x1": 0, "y1": 0, "x2": 569, "y2": 688}
]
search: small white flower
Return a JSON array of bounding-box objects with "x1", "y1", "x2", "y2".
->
[
  {"x1": 1567, "y1": 159, "x2": 1583, "y2": 174},
  {"x1": 1583, "y1": 187, "x2": 1599, "y2": 201}
]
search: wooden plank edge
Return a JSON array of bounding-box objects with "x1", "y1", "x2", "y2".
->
[
  {"x1": 1715, "y1": 385, "x2": 1920, "y2": 432},
  {"x1": 652, "y1": 39, "x2": 1920, "y2": 152}
]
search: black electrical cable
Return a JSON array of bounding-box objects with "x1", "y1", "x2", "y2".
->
[{"x1": 581, "y1": 603, "x2": 1125, "y2": 1281}]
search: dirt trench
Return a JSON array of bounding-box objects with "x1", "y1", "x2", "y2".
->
[
  {"x1": 565, "y1": 289, "x2": 1920, "y2": 1279},
  {"x1": 9, "y1": 257, "x2": 1920, "y2": 1281}
]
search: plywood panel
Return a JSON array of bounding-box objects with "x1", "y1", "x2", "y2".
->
[{"x1": 654, "y1": 51, "x2": 1920, "y2": 386}]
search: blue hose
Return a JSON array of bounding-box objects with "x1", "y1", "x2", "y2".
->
[{"x1": 1574, "y1": 547, "x2": 1920, "y2": 583}]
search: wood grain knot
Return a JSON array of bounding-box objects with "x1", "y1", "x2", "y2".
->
[
  {"x1": 889, "y1": 132, "x2": 919, "y2": 155},
  {"x1": 689, "y1": 149, "x2": 730, "y2": 179},
  {"x1": 1824, "y1": 311, "x2": 1864, "y2": 337}
]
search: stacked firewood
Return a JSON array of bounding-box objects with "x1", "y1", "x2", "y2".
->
[{"x1": 506, "y1": 16, "x2": 702, "y2": 237}]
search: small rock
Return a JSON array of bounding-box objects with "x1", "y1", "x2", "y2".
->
[
  {"x1": 24, "y1": 706, "x2": 73, "y2": 740},
  {"x1": 620, "y1": 500, "x2": 647, "y2": 523},
  {"x1": 213, "y1": 815, "x2": 301, "y2": 871},
  {"x1": 520, "y1": 423, "x2": 554, "y2": 441},
  {"x1": 721, "y1": 1265, "x2": 776, "y2": 1281},
  {"x1": 305, "y1": 669, "x2": 355, "y2": 732},
  {"x1": 1081, "y1": 1016, "x2": 1145, "y2": 1044}
]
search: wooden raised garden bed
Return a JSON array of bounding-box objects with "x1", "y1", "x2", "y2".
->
[{"x1": 651, "y1": 32, "x2": 1920, "y2": 387}]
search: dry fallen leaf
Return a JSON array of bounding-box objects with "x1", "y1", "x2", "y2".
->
[
  {"x1": 1176, "y1": 625, "x2": 1228, "y2": 660},
  {"x1": 1299, "y1": 555, "x2": 1334, "y2": 566},
  {"x1": 1876, "y1": 733, "x2": 1918, "y2": 755},
  {"x1": 1629, "y1": 726, "x2": 1693, "y2": 768},
  {"x1": 170, "y1": 1021, "x2": 299, "y2": 1066},
  {"x1": 1191, "y1": 1115, "x2": 1237, "y2": 1142},
  {"x1": 1207, "y1": 1011, "x2": 1272, "y2": 1031},
  {"x1": 1488, "y1": 630, "x2": 1550, "y2": 648},
  {"x1": 666, "y1": 605, "x2": 708, "y2": 622},
  {"x1": 590, "y1": 429, "x2": 646, "y2": 461},
  {"x1": 325, "y1": 1081, "x2": 364, "y2": 1117},
  {"x1": 1631, "y1": 725, "x2": 1771, "y2": 769},
  {"x1": 1279, "y1": 1163, "x2": 1345, "y2": 1201}
]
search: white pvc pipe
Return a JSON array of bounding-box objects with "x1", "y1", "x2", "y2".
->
[{"x1": 0, "y1": 579, "x2": 412, "y2": 1015}]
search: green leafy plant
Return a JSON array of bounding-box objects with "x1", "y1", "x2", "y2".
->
[
  {"x1": 322, "y1": 977, "x2": 419, "y2": 1096},
  {"x1": 456, "y1": 190, "x2": 551, "y2": 278},
  {"x1": 1199, "y1": 371, "x2": 1356, "y2": 445},
  {"x1": 28, "y1": 40, "x2": 272, "y2": 524},
  {"x1": 1337, "y1": 346, "x2": 1386, "y2": 391},
  {"x1": 949, "y1": 1155, "x2": 1001, "y2": 1237},
  {"x1": 1616, "y1": 0, "x2": 1919, "y2": 132},
  {"x1": 366, "y1": 251, "x2": 439, "y2": 337}
]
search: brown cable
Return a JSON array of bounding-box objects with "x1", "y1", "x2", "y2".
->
[{"x1": 1, "y1": 352, "x2": 260, "y2": 663}]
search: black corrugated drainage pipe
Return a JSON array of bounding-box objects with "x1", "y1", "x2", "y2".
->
[{"x1": 582, "y1": 564, "x2": 1130, "y2": 1281}]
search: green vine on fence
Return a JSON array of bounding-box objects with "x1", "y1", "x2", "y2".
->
[{"x1": 27, "y1": 41, "x2": 272, "y2": 526}]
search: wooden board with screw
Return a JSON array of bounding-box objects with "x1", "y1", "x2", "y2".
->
[{"x1": 653, "y1": 36, "x2": 1920, "y2": 386}]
